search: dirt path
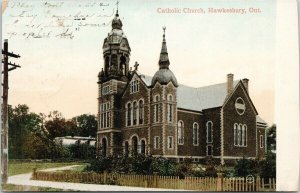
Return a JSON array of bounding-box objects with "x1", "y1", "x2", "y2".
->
[{"x1": 7, "y1": 165, "x2": 181, "y2": 191}]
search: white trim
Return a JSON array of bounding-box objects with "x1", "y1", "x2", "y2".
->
[
  {"x1": 260, "y1": 135, "x2": 264, "y2": 148},
  {"x1": 138, "y1": 98, "x2": 145, "y2": 125},
  {"x1": 213, "y1": 156, "x2": 257, "y2": 159},
  {"x1": 167, "y1": 136, "x2": 174, "y2": 149},
  {"x1": 153, "y1": 94, "x2": 160, "y2": 123},
  {"x1": 192, "y1": 122, "x2": 199, "y2": 146},
  {"x1": 177, "y1": 109, "x2": 202, "y2": 115},
  {"x1": 206, "y1": 144, "x2": 213, "y2": 156},
  {"x1": 234, "y1": 123, "x2": 247, "y2": 147},
  {"x1": 97, "y1": 129, "x2": 121, "y2": 134},
  {"x1": 130, "y1": 134, "x2": 139, "y2": 155},
  {"x1": 151, "y1": 155, "x2": 206, "y2": 159},
  {"x1": 220, "y1": 108, "x2": 224, "y2": 165},
  {"x1": 223, "y1": 81, "x2": 257, "y2": 115},
  {"x1": 123, "y1": 140, "x2": 129, "y2": 155},
  {"x1": 177, "y1": 120, "x2": 184, "y2": 145},
  {"x1": 125, "y1": 101, "x2": 132, "y2": 127},
  {"x1": 235, "y1": 97, "x2": 246, "y2": 115},
  {"x1": 154, "y1": 136, "x2": 160, "y2": 149},
  {"x1": 140, "y1": 138, "x2": 147, "y2": 154},
  {"x1": 132, "y1": 100, "x2": 138, "y2": 126},
  {"x1": 206, "y1": 121, "x2": 213, "y2": 143}
]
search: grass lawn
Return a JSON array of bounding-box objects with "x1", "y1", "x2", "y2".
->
[
  {"x1": 8, "y1": 160, "x2": 88, "y2": 176},
  {"x1": 2, "y1": 183, "x2": 76, "y2": 191}
]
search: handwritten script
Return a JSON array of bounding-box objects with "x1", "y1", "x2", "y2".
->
[{"x1": 4, "y1": 1, "x2": 115, "y2": 39}]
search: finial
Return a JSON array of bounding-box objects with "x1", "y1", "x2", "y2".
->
[
  {"x1": 116, "y1": 0, "x2": 119, "y2": 16},
  {"x1": 163, "y1": 26, "x2": 166, "y2": 38}
]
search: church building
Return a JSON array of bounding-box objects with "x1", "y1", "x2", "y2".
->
[{"x1": 96, "y1": 10, "x2": 267, "y2": 165}]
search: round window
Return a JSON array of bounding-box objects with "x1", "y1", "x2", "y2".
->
[{"x1": 235, "y1": 97, "x2": 246, "y2": 115}]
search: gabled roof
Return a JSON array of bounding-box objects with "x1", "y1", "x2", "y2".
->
[
  {"x1": 177, "y1": 81, "x2": 239, "y2": 111},
  {"x1": 256, "y1": 115, "x2": 267, "y2": 125},
  {"x1": 133, "y1": 70, "x2": 151, "y2": 86}
]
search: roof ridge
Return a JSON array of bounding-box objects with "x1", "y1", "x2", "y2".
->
[{"x1": 196, "y1": 80, "x2": 240, "y2": 89}]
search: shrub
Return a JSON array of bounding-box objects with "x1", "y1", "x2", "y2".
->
[
  {"x1": 234, "y1": 157, "x2": 259, "y2": 177},
  {"x1": 84, "y1": 156, "x2": 113, "y2": 173},
  {"x1": 259, "y1": 151, "x2": 276, "y2": 179},
  {"x1": 150, "y1": 156, "x2": 177, "y2": 176}
]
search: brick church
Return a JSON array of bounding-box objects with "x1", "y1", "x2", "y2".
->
[{"x1": 96, "y1": 10, "x2": 267, "y2": 164}]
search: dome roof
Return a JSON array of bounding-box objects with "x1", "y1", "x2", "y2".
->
[
  {"x1": 151, "y1": 68, "x2": 178, "y2": 86},
  {"x1": 112, "y1": 13, "x2": 123, "y2": 29}
]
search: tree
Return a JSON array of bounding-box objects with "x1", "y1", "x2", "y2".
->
[
  {"x1": 8, "y1": 104, "x2": 43, "y2": 159},
  {"x1": 266, "y1": 124, "x2": 276, "y2": 151},
  {"x1": 44, "y1": 111, "x2": 76, "y2": 140},
  {"x1": 72, "y1": 114, "x2": 97, "y2": 137}
]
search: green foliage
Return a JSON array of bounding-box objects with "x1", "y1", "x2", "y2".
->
[
  {"x1": 259, "y1": 151, "x2": 276, "y2": 179},
  {"x1": 267, "y1": 124, "x2": 276, "y2": 151},
  {"x1": 150, "y1": 156, "x2": 177, "y2": 176},
  {"x1": 8, "y1": 104, "x2": 43, "y2": 159},
  {"x1": 8, "y1": 104, "x2": 97, "y2": 160},
  {"x1": 72, "y1": 114, "x2": 97, "y2": 137},
  {"x1": 85, "y1": 156, "x2": 113, "y2": 173},
  {"x1": 67, "y1": 144, "x2": 96, "y2": 160},
  {"x1": 234, "y1": 157, "x2": 259, "y2": 177}
]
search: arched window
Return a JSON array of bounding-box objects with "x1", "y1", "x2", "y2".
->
[
  {"x1": 120, "y1": 55, "x2": 126, "y2": 75},
  {"x1": 133, "y1": 101, "x2": 137, "y2": 125},
  {"x1": 193, "y1": 122, "x2": 199, "y2": 146},
  {"x1": 132, "y1": 136, "x2": 138, "y2": 155},
  {"x1": 105, "y1": 56, "x2": 109, "y2": 73},
  {"x1": 206, "y1": 121, "x2": 213, "y2": 143},
  {"x1": 140, "y1": 140, "x2": 146, "y2": 154},
  {"x1": 111, "y1": 54, "x2": 117, "y2": 67},
  {"x1": 234, "y1": 123, "x2": 238, "y2": 146},
  {"x1": 167, "y1": 95, "x2": 173, "y2": 122},
  {"x1": 178, "y1": 121, "x2": 184, "y2": 145},
  {"x1": 154, "y1": 95, "x2": 159, "y2": 122},
  {"x1": 127, "y1": 103, "x2": 131, "y2": 126},
  {"x1": 124, "y1": 141, "x2": 129, "y2": 157},
  {"x1": 237, "y1": 124, "x2": 242, "y2": 146},
  {"x1": 242, "y1": 124, "x2": 247, "y2": 146},
  {"x1": 139, "y1": 100, "x2": 144, "y2": 124},
  {"x1": 102, "y1": 138, "x2": 107, "y2": 157},
  {"x1": 241, "y1": 125, "x2": 245, "y2": 146}
]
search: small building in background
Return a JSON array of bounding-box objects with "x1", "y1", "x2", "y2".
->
[{"x1": 55, "y1": 136, "x2": 96, "y2": 146}]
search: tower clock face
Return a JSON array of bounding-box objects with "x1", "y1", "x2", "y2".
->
[{"x1": 235, "y1": 97, "x2": 246, "y2": 115}]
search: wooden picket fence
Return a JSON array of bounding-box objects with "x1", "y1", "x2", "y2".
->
[{"x1": 31, "y1": 170, "x2": 275, "y2": 191}]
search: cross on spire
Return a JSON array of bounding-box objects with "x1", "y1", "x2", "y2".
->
[
  {"x1": 134, "y1": 61, "x2": 139, "y2": 70},
  {"x1": 116, "y1": 0, "x2": 119, "y2": 16}
]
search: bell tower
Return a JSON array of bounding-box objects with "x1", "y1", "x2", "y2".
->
[
  {"x1": 99, "y1": 9, "x2": 131, "y2": 83},
  {"x1": 97, "y1": 7, "x2": 131, "y2": 157}
]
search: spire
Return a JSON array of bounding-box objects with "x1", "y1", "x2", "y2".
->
[
  {"x1": 116, "y1": 0, "x2": 119, "y2": 16},
  {"x1": 112, "y1": 1, "x2": 122, "y2": 29},
  {"x1": 159, "y1": 26, "x2": 170, "y2": 69}
]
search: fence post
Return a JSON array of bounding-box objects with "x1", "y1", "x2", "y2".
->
[
  {"x1": 32, "y1": 168, "x2": 37, "y2": 180},
  {"x1": 217, "y1": 173, "x2": 224, "y2": 191},
  {"x1": 153, "y1": 172, "x2": 158, "y2": 188},
  {"x1": 256, "y1": 176, "x2": 261, "y2": 191},
  {"x1": 103, "y1": 171, "x2": 108, "y2": 184}
]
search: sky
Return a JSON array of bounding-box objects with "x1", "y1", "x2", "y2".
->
[{"x1": 2, "y1": 0, "x2": 276, "y2": 124}]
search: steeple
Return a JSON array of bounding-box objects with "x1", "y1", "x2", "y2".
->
[
  {"x1": 112, "y1": 10, "x2": 123, "y2": 30},
  {"x1": 159, "y1": 26, "x2": 170, "y2": 69},
  {"x1": 151, "y1": 26, "x2": 178, "y2": 87},
  {"x1": 100, "y1": 2, "x2": 131, "y2": 83}
]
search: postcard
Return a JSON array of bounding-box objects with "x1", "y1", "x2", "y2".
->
[{"x1": 1, "y1": 0, "x2": 299, "y2": 191}]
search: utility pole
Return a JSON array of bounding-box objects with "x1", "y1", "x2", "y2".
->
[{"x1": 1, "y1": 39, "x2": 20, "y2": 183}]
